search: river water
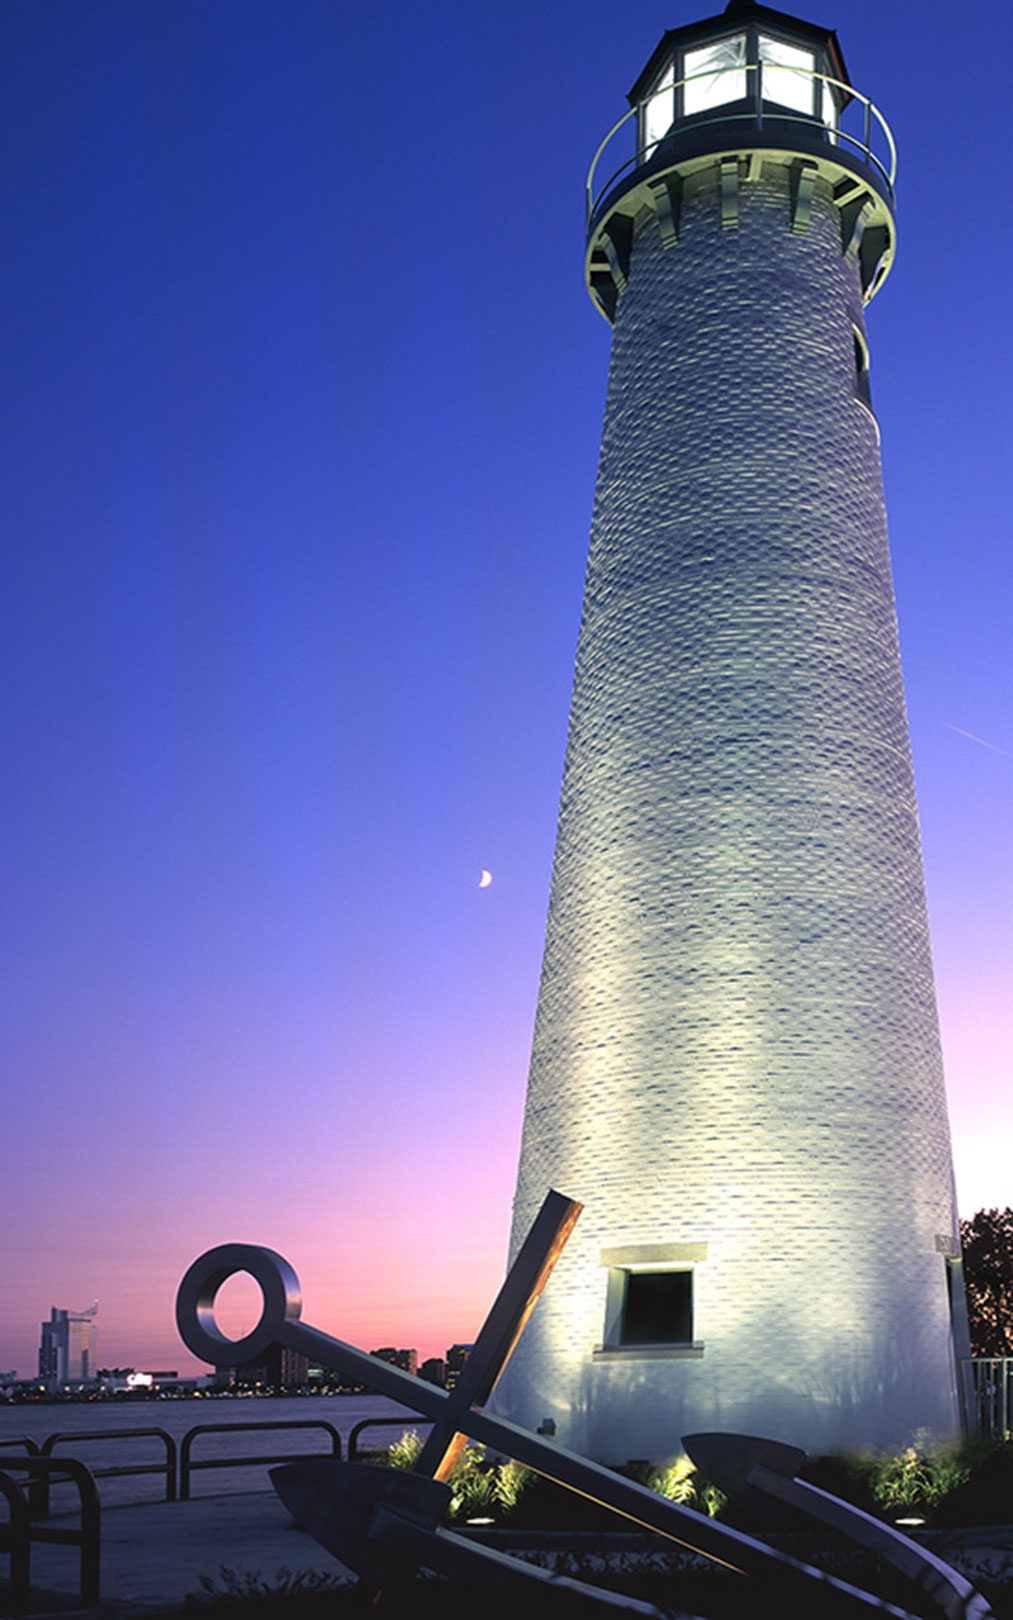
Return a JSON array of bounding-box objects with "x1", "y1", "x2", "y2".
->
[{"x1": 0, "y1": 1394, "x2": 426, "y2": 1508}]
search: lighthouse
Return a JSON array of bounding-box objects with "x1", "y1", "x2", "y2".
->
[{"x1": 497, "y1": 0, "x2": 969, "y2": 1461}]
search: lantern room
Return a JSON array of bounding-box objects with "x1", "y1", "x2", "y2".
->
[
  {"x1": 631, "y1": 0, "x2": 849, "y2": 162},
  {"x1": 584, "y1": 0, "x2": 896, "y2": 323}
]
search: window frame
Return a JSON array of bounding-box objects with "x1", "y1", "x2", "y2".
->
[{"x1": 596, "y1": 1242, "x2": 707, "y2": 1361}]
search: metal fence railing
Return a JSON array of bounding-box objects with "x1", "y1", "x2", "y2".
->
[
  {"x1": 964, "y1": 1357, "x2": 1013, "y2": 1440},
  {"x1": 0, "y1": 1456, "x2": 101, "y2": 1606},
  {"x1": 40, "y1": 1427, "x2": 177, "y2": 1513},
  {"x1": 179, "y1": 1419, "x2": 341, "y2": 1500}
]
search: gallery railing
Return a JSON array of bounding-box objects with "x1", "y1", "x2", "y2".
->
[{"x1": 587, "y1": 62, "x2": 896, "y2": 230}]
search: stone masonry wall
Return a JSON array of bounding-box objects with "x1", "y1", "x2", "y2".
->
[{"x1": 494, "y1": 163, "x2": 962, "y2": 1461}]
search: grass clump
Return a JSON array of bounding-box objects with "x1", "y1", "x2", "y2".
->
[
  {"x1": 638, "y1": 1454, "x2": 727, "y2": 1519},
  {"x1": 869, "y1": 1439, "x2": 972, "y2": 1517},
  {"x1": 385, "y1": 1429, "x2": 1013, "y2": 1534},
  {"x1": 383, "y1": 1433, "x2": 532, "y2": 1523},
  {"x1": 196, "y1": 1566, "x2": 347, "y2": 1604},
  {"x1": 801, "y1": 1436, "x2": 1013, "y2": 1528},
  {"x1": 384, "y1": 1427, "x2": 425, "y2": 1470}
]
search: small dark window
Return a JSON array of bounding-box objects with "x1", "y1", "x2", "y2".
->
[
  {"x1": 853, "y1": 329, "x2": 873, "y2": 409},
  {"x1": 621, "y1": 1270, "x2": 693, "y2": 1344}
]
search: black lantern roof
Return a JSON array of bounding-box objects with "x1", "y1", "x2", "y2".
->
[{"x1": 627, "y1": 0, "x2": 851, "y2": 110}]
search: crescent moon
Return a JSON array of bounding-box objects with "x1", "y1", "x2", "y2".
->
[{"x1": 479, "y1": 870, "x2": 493, "y2": 888}]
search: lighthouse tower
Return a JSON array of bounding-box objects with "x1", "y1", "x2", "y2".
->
[{"x1": 498, "y1": 1, "x2": 968, "y2": 1461}]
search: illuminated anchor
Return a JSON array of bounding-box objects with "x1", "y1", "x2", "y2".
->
[{"x1": 176, "y1": 1192, "x2": 992, "y2": 1619}]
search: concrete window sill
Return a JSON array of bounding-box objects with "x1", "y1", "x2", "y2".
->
[{"x1": 592, "y1": 1342, "x2": 705, "y2": 1361}]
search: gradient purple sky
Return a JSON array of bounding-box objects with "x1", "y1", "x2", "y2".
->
[{"x1": 2, "y1": 0, "x2": 1010, "y2": 1379}]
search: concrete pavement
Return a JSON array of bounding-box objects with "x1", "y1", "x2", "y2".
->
[
  {"x1": 8, "y1": 1486, "x2": 1013, "y2": 1619},
  {"x1": 6, "y1": 1490, "x2": 351, "y2": 1617}
]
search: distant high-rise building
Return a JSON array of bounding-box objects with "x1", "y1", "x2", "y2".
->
[
  {"x1": 39, "y1": 1303, "x2": 98, "y2": 1385},
  {"x1": 371, "y1": 1347, "x2": 418, "y2": 1376},
  {"x1": 444, "y1": 1344, "x2": 472, "y2": 1391},
  {"x1": 498, "y1": 0, "x2": 967, "y2": 1462},
  {"x1": 419, "y1": 1357, "x2": 447, "y2": 1387},
  {"x1": 216, "y1": 1343, "x2": 309, "y2": 1388}
]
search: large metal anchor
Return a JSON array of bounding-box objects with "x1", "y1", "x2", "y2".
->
[{"x1": 176, "y1": 1191, "x2": 991, "y2": 1618}]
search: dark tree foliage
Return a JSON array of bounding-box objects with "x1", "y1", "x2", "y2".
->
[{"x1": 960, "y1": 1207, "x2": 1013, "y2": 1357}]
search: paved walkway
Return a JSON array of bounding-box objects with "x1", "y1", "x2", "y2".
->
[
  {"x1": 10, "y1": 1491, "x2": 351, "y2": 1617},
  {"x1": 10, "y1": 1488, "x2": 1013, "y2": 1619}
]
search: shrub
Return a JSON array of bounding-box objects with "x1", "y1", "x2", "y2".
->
[
  {"x1": 925, "y1": 1442, "x2": 1013, "y2": 1528},
  {"x1": 384, "y1": 1431, "x2": 1013, "y2": 1532},
  {"x1": 639, "y1": 1454, "x2": 727, "y2": 1519},
  {"x1": 446, "y1": 1446, "x2": 498, "y2": 1521},
  {"x1": 383, "y1": 1434, "x2": 532, "y2": 1523},
  {"x1": 492, "y1": 1458, "x2": 532, "y2": 1516},
  {"x1": 868, "y1": 1439, "x2": 973, "y2": 1518},
  {"x1": 384, "y1": 1428, "x2": 425, "y2": 1470},
  {"x1": 803, "y1": 1437, "x2": 1013, "y2": 1528}
]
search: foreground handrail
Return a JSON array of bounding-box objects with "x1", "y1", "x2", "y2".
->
[
  {"x1": 179, "y1": 1419, "x2": 341, "y2": 1500},
  {"x1": 41, "y1": 1427, "x2": 177, "y2": 1511},
  {"x1": 0, "y1": 1442, "x2": 44, "y2": 1518},
  {"x1": 0, "y1": 1470, "x2": 32, "y2": 1609},
  {"x1": 0, "y1": 1458, "x2": 100, "y2": 1606}
]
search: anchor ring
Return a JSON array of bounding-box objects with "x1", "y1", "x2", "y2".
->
[{"x1": 175, "y1": 1243, "x2": 302, "y2": 1366}]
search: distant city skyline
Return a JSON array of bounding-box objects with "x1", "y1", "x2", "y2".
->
[
  {"x1": 12, "y1": 1289, "x2": 468, "y2": 1388},
  {"x1": 2, "y1": 0, "x2": 1010, "y2": 1379}
]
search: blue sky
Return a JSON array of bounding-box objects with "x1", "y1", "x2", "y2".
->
[{"x1": 1, "y1": 0, "x2": 1010, "y2": 1376}]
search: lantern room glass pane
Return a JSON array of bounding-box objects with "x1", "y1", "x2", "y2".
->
[
  {"x1": 820, "y1": 75, "x2": 839, "y2": 133},
  {"x1": 758, "y1": 35, "x2": 816, "y2": 115},
  {"x1": 644, "y1": 60, "x2": 675, "y2": 154},
  {"x1": 683, "y1": 34, "x2": 747, "y2": 117}
]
